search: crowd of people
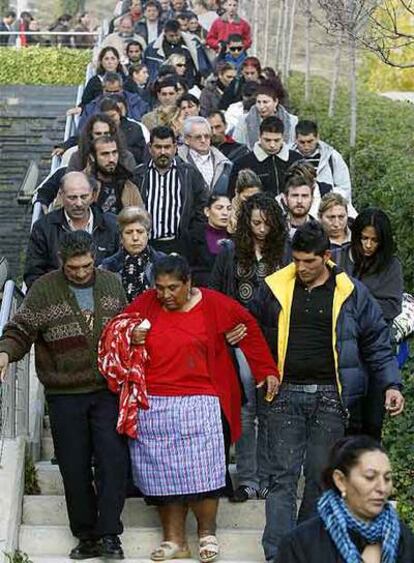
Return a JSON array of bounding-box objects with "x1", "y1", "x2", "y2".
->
[
  {"x1": 0, "y1": 0, "x2": 413, "y2": 562},
  {"x1": 0, "y1": 9, "x2": 96, "y2": 48}
]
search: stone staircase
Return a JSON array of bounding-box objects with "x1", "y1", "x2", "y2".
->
[
  {"x1": 0, "y1": 85, "x2": 77, "y2": 280},
  {"x1": 20, "y1": 416, "x2": 266, "y2": 562}
]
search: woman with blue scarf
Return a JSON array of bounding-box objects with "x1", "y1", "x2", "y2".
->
[{"x1": 274, "y1": 436, "x2": 414, "y2": 563}]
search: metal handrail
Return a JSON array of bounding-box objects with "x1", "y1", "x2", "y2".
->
[
  {"x1": 0, "y1": 281, "x2": 29, "y2": 455},
  {"x1": 0, "y1": 6, "x2": 111, "y2": 470}
]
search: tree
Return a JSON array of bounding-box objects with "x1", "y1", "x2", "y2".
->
[
  {"x1": 0, "y1": 0, "x2": 10, "y2": 14},
  {"x1": 56, "y1": 0, "x2": 84, "y2": 17}
]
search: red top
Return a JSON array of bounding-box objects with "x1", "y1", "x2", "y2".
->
[
  {"x1": 146, "y1": 300, "x2": 216, "y2": 396},
  {"x1": 124, "y1": 288, "x2": 279, "y2": 442},
  {"x1": 206, "y1": 17, "x2": 252, "y2": 51}
]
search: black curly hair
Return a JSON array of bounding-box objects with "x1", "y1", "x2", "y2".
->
[{"x1": 234, "y1": 193, "x2": 287, "y2": 270}]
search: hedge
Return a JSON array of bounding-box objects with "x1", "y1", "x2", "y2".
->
[
  {"x1": 288, "y1": 72, "x2": 414, "y2": 293},
  {"x1": 0, "y1": 47, "x2": 91, "y2": 85}
]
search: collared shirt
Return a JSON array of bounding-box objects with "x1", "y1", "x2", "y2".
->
[
  {"x1": 284, "y1": 272, "x2": 336, "y2": 384},
  {"x1": 189, "y1": 149, "x2": 214, "y2": 188},
  {"x1": 147, "y1": 159, "x2": 182, "y2": 239},
  {"x1": 147, "y1": 20, "x2": 159, "y2": 43},
  {"x1": 64, "y1": 209, "x2": 94, "y2": 234}
]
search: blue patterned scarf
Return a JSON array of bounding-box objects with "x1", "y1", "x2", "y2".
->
[{"x1": 317, "y1": 489, "x2": 401, "y2": 563}]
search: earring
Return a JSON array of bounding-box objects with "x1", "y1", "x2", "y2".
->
[{"x1": 341, "y1": 491, "x2": 347, "y2": 499}]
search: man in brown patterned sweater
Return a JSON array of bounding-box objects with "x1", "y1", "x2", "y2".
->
[{"x1": 0, "y1": 231, "x2": 128, "y2": 560}]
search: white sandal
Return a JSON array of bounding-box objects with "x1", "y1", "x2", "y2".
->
[
  {"x1": 199, "y1": 535, "x2": 220, "y2": 563},
  {"x1": 150, "y1": 540, "x2": 191, "y2": 561}
]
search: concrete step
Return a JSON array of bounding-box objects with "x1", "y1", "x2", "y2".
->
[
  {"x1": 41, "y1": 436, "x2": 55, "y2": 460},
  {"x1": 19, "y1": 525, "x2": 264, "y2": 560},
  {"x1": 23, "y1": 495, "x2": 266, "y2": 530},
  {"x1": 35, "y1": 462, "x2": 242, "y2": 496}
]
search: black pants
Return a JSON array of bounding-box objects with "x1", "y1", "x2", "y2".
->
[{"x1": 47, "y1": 389, "x2": 128, "y2": 540}]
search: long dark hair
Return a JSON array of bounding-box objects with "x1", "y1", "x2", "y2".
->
[
  {"x1": 234, "y1": 193, "x2": 287, "y2": 270},
  {"x1": 322, "y1": 436, "x2": 386, "y2": 493},
  {"x1": 79, "y1": 113, "x2": 126, "y2": 169},
  {"x1": 97, "y1": 46, "x2": 124, "y2": 75},
  {"x1": 351, "y1": 207, "x2": 395, "y2": 277}
]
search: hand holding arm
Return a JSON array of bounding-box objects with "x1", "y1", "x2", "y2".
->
[{"x1": 225, "y1": 323, "x2": 247, "y2": 346}]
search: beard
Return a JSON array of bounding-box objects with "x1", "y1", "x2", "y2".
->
[{"x1": 154, "y1": 155, "x2": 171, "y2": 168}]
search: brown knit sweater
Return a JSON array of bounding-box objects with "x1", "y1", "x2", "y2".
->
[{"x1": 0, "y1": 269, "x2": 127, "y2": 394}]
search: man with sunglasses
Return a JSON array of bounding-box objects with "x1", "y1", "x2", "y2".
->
[
  {"x1": 206, "y1": 0, "x2": 251, "y2": 52},
  {"x1": 221, "y1": 33, "x2": 247, "y2": 70}
]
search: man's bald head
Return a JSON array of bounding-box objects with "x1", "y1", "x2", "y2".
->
[{"x1": 59, "y1": 172, "x2": 94, "y2": 222}]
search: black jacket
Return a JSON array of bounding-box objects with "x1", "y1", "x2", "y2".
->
[
  {"x1": 209, "y1": 240, "x2": 291, "y2": 310},
  {"x1": 119, "y1": 117, "x2": 147, "y2": 165},
  {"x1": 217, "y1": 139, "x2": 250, "y2": 164},
  {"x1": 229, "y1": 143, "x2": 302, "y2": 198},
  {"x1": 24, "y1": 206, "x2": 120, "y2": 288},
  {"x1": 188, "y1": 222, "x2": 230, "y2": 287},
  {"x1": 275, "y1": 515, "x2": 414, "y2": 563},
  {"x1": 133, "y1": 159, "x2": 209, "y2": 254}
]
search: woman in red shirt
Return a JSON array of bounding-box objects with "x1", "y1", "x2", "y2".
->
[{"x1": 122, "y1": 255, "x2": 279, "y2": 562}]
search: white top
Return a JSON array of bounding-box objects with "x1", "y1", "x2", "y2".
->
[
  {"x1": 64, "y1": 208, "x2": 94, "y2": 234},
  {"x1": 147, "y1": 21, "x2": 159, "y2": 44},
  {"x1": 190, "y1": 149, "x2": 214, "y2": 187}
]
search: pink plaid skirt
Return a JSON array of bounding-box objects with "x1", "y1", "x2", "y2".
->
[{"x1": 129, "y1": 395, "x2": 226, "y2": 498}]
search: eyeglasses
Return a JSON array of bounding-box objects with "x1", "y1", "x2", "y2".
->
[
  {"x1": 176, "y1": 63, "x2": 186, "y2": 67},
  {"x1": 189, "y1": 133, "x2": 211, "y2": 141},
  {"x1": 229, "y1": 46, "x2": 243, "y2": 52}
]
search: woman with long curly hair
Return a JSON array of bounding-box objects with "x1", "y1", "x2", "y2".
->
[{"x1": 210, "y1": 192, "x2": 288, "y2": 502}]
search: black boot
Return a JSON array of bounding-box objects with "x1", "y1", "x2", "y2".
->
[
  {"x1": 101, "y1": 535, "x2": 124, "y2": 560},
  {"x1": 69, "y1": 539, "x2": 101, "y2": 560}
]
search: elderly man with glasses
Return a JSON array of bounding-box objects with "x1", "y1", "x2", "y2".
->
[{"x1": 178, "y1": 116, "x2": 233, "y2": 196}]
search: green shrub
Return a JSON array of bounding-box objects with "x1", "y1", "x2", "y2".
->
[
  {"x1": 383, "y1": 357, "x2": 414, "y2": 530},
  {"x1": 4, "y1": 551, "x2": 33, "y2": 563},
  {"x1": 0, "y1": 47, "x2": 91, "y2": 85},
  {"x1": 24, "y1": 453, "x2": 40, "y2": 495},
  {"x1": 288, "y1": 72, "x2": 414, "y2": 293}
]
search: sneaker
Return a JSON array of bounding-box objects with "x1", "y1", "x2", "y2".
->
[
  {"x1": 101, "y1": 535, "x2": 124, "y2": 560},
  {"x1": 259, "y1": 486, "x2": 269, "y2": 499},
  {"x1": 229, "y1": 485, "x2": 258, "y2": 503},
  {"x1": 69, "y1": 539, "x2": 101, "y2": 560}
]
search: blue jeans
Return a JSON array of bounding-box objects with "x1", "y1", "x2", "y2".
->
[
  {"x1": 262, "y1": 383, "x2": 347, "y2": 561},
  {"x1": 234, "y1": 349, "x2": 269, "y2": 490}
]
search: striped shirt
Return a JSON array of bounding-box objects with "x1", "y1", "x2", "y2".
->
[{"x1": 147, "y1": 159, "x2": 182, "y2": 239}]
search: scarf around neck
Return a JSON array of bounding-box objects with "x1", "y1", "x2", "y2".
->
[
  {"x1": 122, "y1": 247, "x2": 151, "y2": 302},
  {"x1": 317, "y1": 489, "x2": 401, "y2": 563}
]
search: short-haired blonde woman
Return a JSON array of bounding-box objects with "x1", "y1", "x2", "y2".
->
[
  {"x1": 164, "y1": 53, "x2": 187, "y2": 77},
  {"x1": 100, "y1": 206, "x2": 164, "y2": 301},
  {"x1": 318, "y1": 192, "x2": 351, "y2": 250}
]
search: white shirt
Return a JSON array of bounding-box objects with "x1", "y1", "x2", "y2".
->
[
  {"x1": 64, "y1": 209, "x2": 94, "y2": 234},
  {"x1": 190, "y1": 149, "x2": 214, "y2": 188},
  {"x1": 147, "y1": 21, "x2": 159, "y2": 44}
]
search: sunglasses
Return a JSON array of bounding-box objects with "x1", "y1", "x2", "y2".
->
[
  {"x1": 176, "y1": 63, "x2": 186, "y2": 67},
  {"x1": 229, "y1": 46, "x2": 243, "y2": 52}
]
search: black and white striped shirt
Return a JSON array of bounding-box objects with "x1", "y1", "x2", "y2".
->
[{"x1": 147, "y1": 159, "x2": 182, "y2": 239}]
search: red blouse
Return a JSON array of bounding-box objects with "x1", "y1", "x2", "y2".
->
[
  {"x1": 146, "y1": 300, "x2": 217, "y2": 396},
  {"x1": 123, "y1": 288, "x2": 279, "y2": 442}
]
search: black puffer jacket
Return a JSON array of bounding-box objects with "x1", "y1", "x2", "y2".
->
[{"x1": 24, "y1": 206, "x2": 120, "y2": 288}]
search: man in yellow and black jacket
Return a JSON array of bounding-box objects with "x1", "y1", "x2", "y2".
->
[{"x1": 255, "y1": 222, "x2": 404, "y2": 563}]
